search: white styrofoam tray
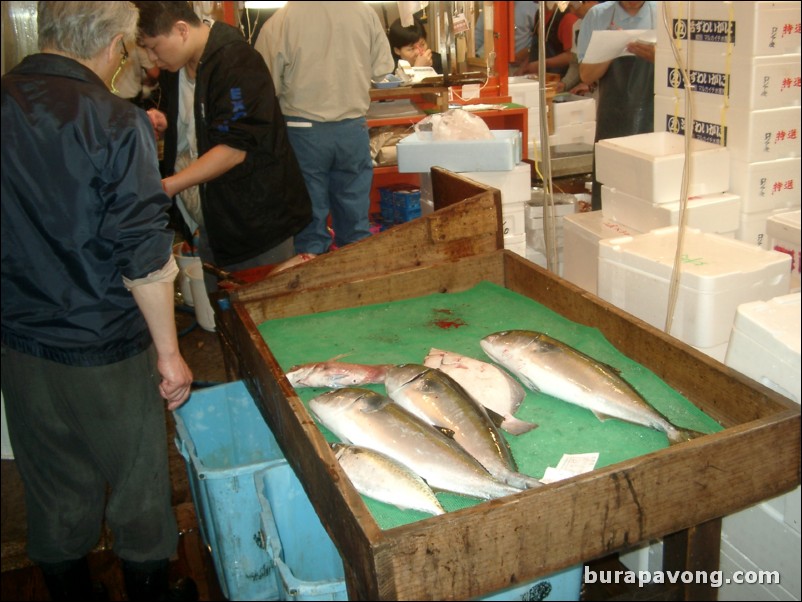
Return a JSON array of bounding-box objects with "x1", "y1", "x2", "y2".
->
[
  {"x1": 601, "y1": 185, "x2": 741, "y2": 234},
  {"x1": 594, "y1": 131, "x2": 730, "y2": 204},
  {"x1": 597, "y1": 227, "x2": 792, "y2": 348},
  {"x1": 397, "y1": 130, "x2": 522, "y2": 173}
]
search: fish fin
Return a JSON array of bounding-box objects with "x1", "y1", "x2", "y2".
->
[
  {"x1": 501, "y1": 415, "x2": 539, "y2": 436},
  {"x1": 433, "y1": 425, "x2": 456, "y2": 440},
  {"x1": 592, "y1": 410, "x2": 615, "y2": 422},
  {"x1": 667, "y1": 427, "x2": 707, "y2": 445},
  {"x1": 483, "y1": 407, "x2": 507, "y2": 429},
  {"x1": 328, "y1": 352, "x2": 352, "y2": 362}
]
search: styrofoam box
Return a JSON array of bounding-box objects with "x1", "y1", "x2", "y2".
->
[
  {"x1": 654, "y1": 49, "x2": 801, "y2": 111},
  {"x1": 476, "y1": 565, "x2": 583, "y2": 601},
  {"x1": 767, "y1": 210, "x2": 801, "y2": 292},
  {"x1": 549, "y1": 121, "x2": 596, "y2": 147},
  {"x1": 601, "y1": 185, "x2": 741, "y2": 234},
  {"x1": 257, "y1": 463, "x2": 348, "y2": 602},
  {"x1": 397, "y1": 130, "x2": 522, "y2": 173},
  {"x1": 653, "y1": 94, "x2": 802, "y2": 163},
  {"x1": 598, "y1": 227, "x2": 792, "y2": 348},
  {"x1": 525, "y1": 246, "x2": 564, "y2": 277},
  {"x1": 729, "y1": 157, "x2": 801, "y2": 214},
  {"x1": 507, "y1": 76, "x2": 541, "y2": 108},
  {"x1": 552, "y1": 94, "x2": 596, "y2": 129},
  {"x1": 563, "y1": 211, "x2": 642, "y2": 295},
  {"x1": 726, "y1": 292, "x2": 801, "y2": 403},
  {"x1": 503, "y1": 232, "x2": 526, "y2": 258},
  {"x1": 460, "y1": 163, "x2": 532, "y2": 204},
  {"x1": 502, "y1": 201, "x2": 526, "y2": 237},
  {"x1": 595, "y1": 131, "x2": 730, "y2": 204},
  {"x1": 657, "y1": 1, "x2": 802, "y2": 60},
  {"x1": 735, "y1": 206, "x2": 796, "y2": 248},
  {"x1": 174, "y1": 380, "x2": 286, "y2": 601}
]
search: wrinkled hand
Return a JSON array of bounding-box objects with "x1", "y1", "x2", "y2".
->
[{"x1": 157, "y1": 353, "x2": 193, "y2": 411}]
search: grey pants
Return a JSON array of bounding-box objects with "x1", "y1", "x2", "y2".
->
[{"x1": 1, "y1": 345, "x2": 178, "y2": 564}]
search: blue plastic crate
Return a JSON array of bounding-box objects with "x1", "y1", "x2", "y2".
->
[
  {"x1": 174, "y1": 381, "x2": 286, "y2": 601},
  {"x1": 257, "y1": 463, "x2": 348, "y2": 601},
  {"x1": 393, "y1": 189, "x2": 421, "y2": 223},
  {"x1": 475, "y1": 565, "x2": 583, "y2": 601}
]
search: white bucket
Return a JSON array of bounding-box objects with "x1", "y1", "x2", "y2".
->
[
  {"x1": 184, "y1": 262, "x2": 215, "y2": 332},
  {"x1": 173, "y1": 242, "x2": 201, "y2": 307}
]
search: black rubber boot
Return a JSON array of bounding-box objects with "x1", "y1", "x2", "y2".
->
[
  {"x1": 122, "y1": 559, "x2": 198, "y2": 602},
  {"x1": 39, "y1": 556, "x2": 108, "y2": 601}
]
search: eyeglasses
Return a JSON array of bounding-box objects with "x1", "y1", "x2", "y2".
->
[{"x1": 110, "y1": 40, "x2": 129, "y2": 94}]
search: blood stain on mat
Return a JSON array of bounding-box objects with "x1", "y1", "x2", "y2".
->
[{"x1": 430, "y1": 308, "x2": 467, "y2": 329}]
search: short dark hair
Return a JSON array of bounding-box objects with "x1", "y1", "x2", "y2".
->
[
  {"x1": 387, "y1": 17, "x2": 427, "y2": 50},
  {"x1": 133, "y1": 1, "x2": 201, "y2": 39}
]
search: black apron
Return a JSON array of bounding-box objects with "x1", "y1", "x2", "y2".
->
[{"x1": 591, "y1": 3, "x2": 655, "y2": 210}]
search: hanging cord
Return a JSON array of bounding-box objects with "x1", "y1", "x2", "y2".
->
[{"x1": 662, "y1": 0, "x2": 695, "y2": 336}]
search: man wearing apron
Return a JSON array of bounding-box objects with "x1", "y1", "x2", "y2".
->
[{"x1": 577, "y1": 1, "x2": 657, "y2": 210}]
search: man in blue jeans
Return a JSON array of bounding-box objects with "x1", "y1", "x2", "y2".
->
[{"x1": 256, "y1": 1, "x2": 394, "y2": 255}]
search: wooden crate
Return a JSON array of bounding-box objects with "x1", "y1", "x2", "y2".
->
[{"x1": 216, "y1": 168, "x2": 800, "y2": 601}]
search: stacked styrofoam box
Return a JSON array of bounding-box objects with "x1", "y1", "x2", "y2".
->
[
  {"x1": 459, "y1": 163, "x2": 532, "y2": 256},
  {"x1": 549, "y1": 94, "x2": 596, "y2": 147},
  {"x1": 562, "y1": 211, "x2": 642, "y2": 295},
  {"x1": 524, "y1": 191, "x2": 576, "y2": 275},
  {"x1": 508, "y1": 76, "x2": 544, "y2": 159},
  {"x1": 655, "y1": 1, "x2": 802, "y2": 251},
  {"x1": 766, "y1": 209, "x2": 801, "y2": 293},
  {"x1": 597, "y1": 227, "x2": 792, "y2": 352},
  {"x1": 721, "y1": 293, "x2": 801, "y2": 602}
]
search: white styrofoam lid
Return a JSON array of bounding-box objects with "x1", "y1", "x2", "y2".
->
[
  {"x1": 733, "y1": 293, "x2": 801, "y2": 357},
  {"x1": 598, "y1": 227, "x2": 792, "y2": 292},
  {"x1": 767, "y1": 209, "x2": 802, "y2": 243},
  {"x1": 595, "y1": 131, "x2": 729, "y2": 161}
]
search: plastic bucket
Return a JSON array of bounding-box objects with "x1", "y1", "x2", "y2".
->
[{"x1": 173, "y1": 242, "x2": 201, "y2": 307}]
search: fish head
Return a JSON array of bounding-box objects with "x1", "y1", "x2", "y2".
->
[
  {"x1": 384, "y1": 363, "x2": 429, "y2": 395},
  {"x1": 308, "y1": 387, "x2": 386, "y2": 422}
]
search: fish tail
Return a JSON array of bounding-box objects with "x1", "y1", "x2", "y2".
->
[
  {"x1": 501, "y1": 416, "x2": 539, "y2": 436},
  {"x1": 505, "y1": 472, "x2": 543, "y2": 489},
  {"x1": 667, "y1": 427, "x2": 707, "y2": 445}
]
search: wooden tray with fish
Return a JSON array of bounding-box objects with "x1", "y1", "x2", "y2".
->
[{"x1": 215, "y1": 168, "x2": 800, "y2": 601}]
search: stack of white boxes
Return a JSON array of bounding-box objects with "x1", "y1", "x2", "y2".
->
[
  {"x1": 654, "y1": 1, "x2": 801, "y2": 248},
  {"x1": 508, "y1": 77, "x2": 597, "y2": 158}
]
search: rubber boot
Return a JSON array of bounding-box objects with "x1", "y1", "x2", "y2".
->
[
  {"x1": 39, "y1": 556, "x2": 108, "y2": 601},
  {"x1": 122, "y1": 559, "x2": 198, "y2": 602}
]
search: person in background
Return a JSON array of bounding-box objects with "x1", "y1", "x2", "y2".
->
[
  {"x1": 255, "y1": 1, "x2": 394, "y2": 256},
  {"x1": 111, "y1": 42, "x2": 160, "y2": 109},
  {"x1": 135, "y1": 1, "x2": 312, "y2": 292},
  {"x1": 557, "y1": 0, "x2": 600, "y2": 94},
  {"x1": 387, "y1": 16, "x2": 443, "y2": 74},
  {"x1": 1, "y1": 2, "x2": 196, "y2": 600},
  {"x1": 475, "y1": 1, "x2": 538, "y2": 71},
  {"x1": 517, "y1": 1, "x2": 580, "y2": 77},
  {"x1": 577, "y1": 0, "x2": 656, "y2": 209}
]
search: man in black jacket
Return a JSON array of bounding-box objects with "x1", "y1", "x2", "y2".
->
[{"x1": 135, "y1": 1, "x2": 312, "y2": 292}]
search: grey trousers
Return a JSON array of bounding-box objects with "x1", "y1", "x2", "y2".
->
[{"x1": 1, "y1": 345, "x2": 178, "y2": 564}]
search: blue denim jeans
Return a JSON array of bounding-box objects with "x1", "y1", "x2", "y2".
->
[{"x1": 285, "y1": 117, "x2": 373, "y2": 254}]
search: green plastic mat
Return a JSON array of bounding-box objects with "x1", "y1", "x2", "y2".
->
[{"x1": 258, "y1": 281, "x2": 722, "y2": 529}]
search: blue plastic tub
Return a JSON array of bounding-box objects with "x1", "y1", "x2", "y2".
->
[
  {"x1": 257, "y1": 463, "x2": 348, "y2": 601},
  {"x1": 476, "y1": 565, "x2": 583, "y2": 601},
  {"x1": 174, "y1": 380, "x2": 286, "y2": 601}
]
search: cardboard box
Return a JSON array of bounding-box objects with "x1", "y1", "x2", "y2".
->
[
  {"x1": 595, "y1": 132, "x2": 730, "y2": 203},
  {"x1": 601, "y1": 186, "x2": 741, "y2": 234},
  {"x1": 216, "y1": 169, "x2": 801, "y2": 601},
  {"x1": 597, "y1": 227, "x2": 792, "y2": 348},
  {"x1": 397, "y1": 130, "x2": 522, "y2": 173}
]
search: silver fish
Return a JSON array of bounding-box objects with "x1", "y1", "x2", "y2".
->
[
  {"x1": 309, "y1": 388, "x2": 523, "y2": 500},
  {"x1": 423, "y1": 348, "x2": 537, "y2": 435},
  {"x1": 286, "y1": 360, "x2": 391, "y2": 388},
  {"x1": 384, "y1": 364, "x2": 542, "y2": 490},
  {"x1": 331, "y1": 443, "x2": 445, "y2": 516},
  {"x1": 480, "y1": 330, "x2": 706, "y2": 445}
]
